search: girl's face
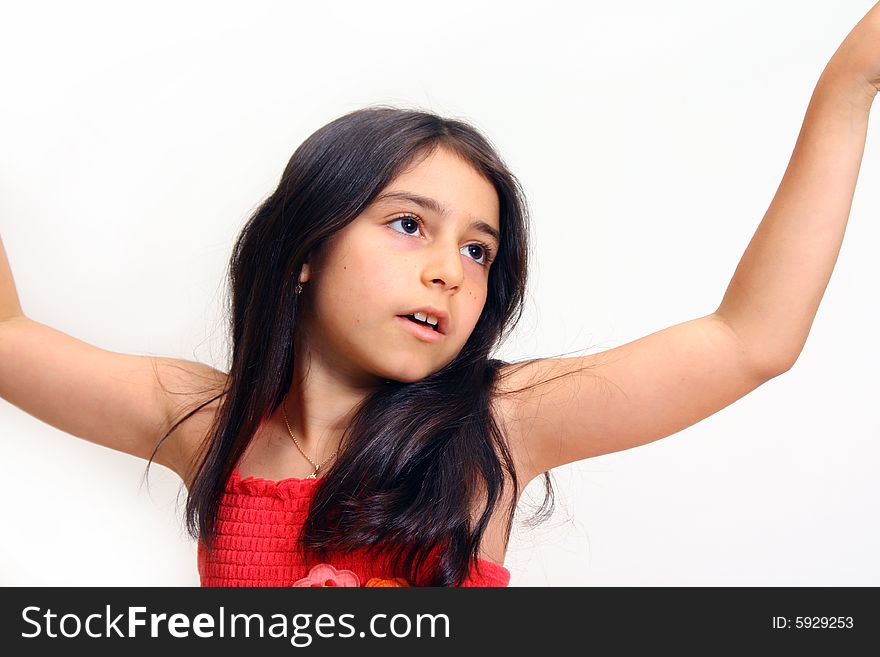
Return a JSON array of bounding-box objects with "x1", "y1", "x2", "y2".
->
[{"x1": 299, "y1": 146, "x2": 501, "y2": 384}]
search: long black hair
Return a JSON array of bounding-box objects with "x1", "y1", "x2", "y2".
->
[{"x1": 148, "y1": 105, "x2": 569, "y2": 586}]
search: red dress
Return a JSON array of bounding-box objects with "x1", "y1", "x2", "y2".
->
[{"x1": 197, "y1": 469, "x2": 511, "y2": 587}]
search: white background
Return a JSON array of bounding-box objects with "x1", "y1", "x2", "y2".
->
[{"x1": 0, "y1": 0, "x2": 877, "y2": 586}]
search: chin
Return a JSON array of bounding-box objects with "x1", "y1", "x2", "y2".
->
[
  {"x1": 387, "y1": 371, "x2": 432, "y2": 384},
  {"x1": 378, "y1": 362, "x2": 438, "y2": 384}
]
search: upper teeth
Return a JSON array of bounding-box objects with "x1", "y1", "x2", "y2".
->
[{"x1": 414, "y1": 311, "x2": 439, "y2": 327}]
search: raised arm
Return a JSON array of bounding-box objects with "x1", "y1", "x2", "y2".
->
[
  {"x1": 0, "y1": 234, "x2": 227, "y2": 479},
  {"x1": 715, "y1": 12, "x2": 877, "y2": 372},
  {"x1": 0, "y1": 235, "x2": 22, "y2": 321},
  {"x1": 495, "y1": 5, "x2": 879, "y2": 482}
]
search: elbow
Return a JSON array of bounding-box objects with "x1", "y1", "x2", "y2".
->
[
  {"x1": 758, "y1": 350, "x2": 799, "y2": 379},
  {"x1": 713, "y1": 311, "x2": 799, "y2": 380}
]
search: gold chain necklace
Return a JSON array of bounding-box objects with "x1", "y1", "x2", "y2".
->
[{"x1": 281, "y1": 401, "x2": 337, "y2": 479}]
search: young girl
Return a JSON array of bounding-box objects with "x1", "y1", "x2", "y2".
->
[{"x1": 2, "y1": 3, "x2": 879, "y2": 587}]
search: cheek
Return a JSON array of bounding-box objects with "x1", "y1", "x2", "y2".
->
[
  {"x1": 467, "y1": 286, "x2": 489, "y2": 319},
  {"x1": 348, "y1": 255, "x2": 401, "y2": 302},
  {"x1": 322, "y1": 250, "x2": 401, "y2": 323}
]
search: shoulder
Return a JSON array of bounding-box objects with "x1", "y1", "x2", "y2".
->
[
  {"x1": 160, "y1": 367, "x2": 228, "y2": 489},
  {"x1": 165, "y1": 363, "x2": 539, "y2": 490},
  {"x1": 489, "y1": 360, "x2": 549, "y2": 489},
  {"x1": 489, "y1": 356, "x2": 597, "y2": 486}
]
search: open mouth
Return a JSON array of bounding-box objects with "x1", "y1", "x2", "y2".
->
[{"x1": 398, "y1": 314, "x2": 441, "y2": 333}]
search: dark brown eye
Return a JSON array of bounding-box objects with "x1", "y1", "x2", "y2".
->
[
  {"x1": 466, "y1": 242, "x2": 493, "y2": 267},
  {"x1": 389, "y1": 213, "x2": 494, "y2": 267},
  {"x1": 389, "y1": 213, "x2": 421, "y2": 235}
]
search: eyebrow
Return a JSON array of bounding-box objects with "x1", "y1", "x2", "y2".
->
[{"x1": 373, "y1": 190, "x2": 501, "y2": 246}]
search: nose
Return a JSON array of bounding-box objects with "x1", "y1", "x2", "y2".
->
[{"x1": 421, "y1": 239, "x2": 465, "y2": 291}]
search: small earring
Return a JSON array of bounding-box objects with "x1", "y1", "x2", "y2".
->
[{"x1": 294, "y1": 282, "x2": 303, "y2": 295}]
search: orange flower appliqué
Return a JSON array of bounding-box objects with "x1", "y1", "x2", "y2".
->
[
  {"x1": 292, "y1": 563, "x2": 361, "y2": 587},
  {"x1": 365, "y1": 577, "x2": 410, "y2": 587}
]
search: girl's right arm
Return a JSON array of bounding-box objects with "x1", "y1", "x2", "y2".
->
[{"x1": 0, "y1": 235, "x2": 227, "y2": 479}]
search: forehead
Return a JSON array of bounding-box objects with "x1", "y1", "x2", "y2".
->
[{"x1": 373, "y1": 148, "x2": 501, "y2": 236}]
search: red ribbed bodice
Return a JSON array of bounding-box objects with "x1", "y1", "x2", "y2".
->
[{"x1": 197, "y1": 469, "x2": 511, "y2": 587}]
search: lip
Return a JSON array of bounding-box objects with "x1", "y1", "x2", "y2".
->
[
  {"x1": 398, "y1": 306, "x2": 449, "y2": 335},
  {"x1": 396, "y1": 315, "x2": 445, "y2": 343}
]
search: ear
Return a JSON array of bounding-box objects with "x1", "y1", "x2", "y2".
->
[{"x1": 299, "y1": 263, "x2": 311, "y2": 284}]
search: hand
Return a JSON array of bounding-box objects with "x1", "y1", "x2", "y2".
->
[{"x1": 822, "y1": 1, "x2": 880, "y2": 107}]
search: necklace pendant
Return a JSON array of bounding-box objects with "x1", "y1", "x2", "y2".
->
[{"x1": 306, "y1": 472, "x2": 317, "y2": 479}]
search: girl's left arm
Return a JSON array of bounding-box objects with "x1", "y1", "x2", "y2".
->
[
  {"x1": 715, "y1": 4, "x2": 878, "y2": 373},
  {"x1": 498, "y1": 3, "x2": 880, "y2": 480}
]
